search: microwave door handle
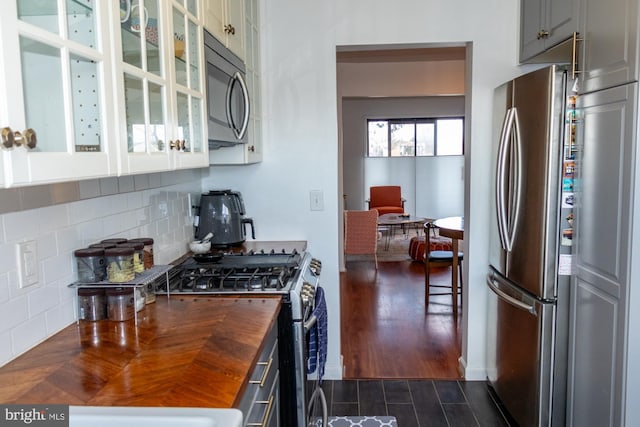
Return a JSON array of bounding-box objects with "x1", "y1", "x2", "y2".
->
[
  {"x1": 234, "y1": 71, "x2": 250, "y2": 140},
  {"x1": 226, "y1": 72, "x2": 250, "y2": 140}
]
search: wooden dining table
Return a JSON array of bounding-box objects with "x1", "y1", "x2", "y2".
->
[{"x1": 434, "y1": 216, "x2": 464, "y2": 309}]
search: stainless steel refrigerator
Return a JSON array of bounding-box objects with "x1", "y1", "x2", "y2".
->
[{"x1": 486, "y1": 65, "x2": 577, "y2": 427}]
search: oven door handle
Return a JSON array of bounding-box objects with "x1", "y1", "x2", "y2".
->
[{"x1": 304, "y1": 315, "x2": 317, "y2": 333}]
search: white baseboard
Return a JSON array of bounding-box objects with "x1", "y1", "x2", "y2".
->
[{"x1": 458, "y1": 356, "x2": 487, "y2": 380}]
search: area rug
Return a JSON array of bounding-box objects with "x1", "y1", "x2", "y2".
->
[{"x1": 313, "y1": 416, "x2": 398, "y2": 426}]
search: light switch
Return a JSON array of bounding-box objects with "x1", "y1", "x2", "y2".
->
[
  {"x1": 310, "y1": 190, "x2": 324, "y2": 211},
  {"x1": 17, "y1": 240, "x2": 38, "y2": 288}
]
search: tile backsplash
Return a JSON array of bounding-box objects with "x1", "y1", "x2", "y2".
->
[{"x1": 0, "y1": 170, "x2": 204, "y2": 366}]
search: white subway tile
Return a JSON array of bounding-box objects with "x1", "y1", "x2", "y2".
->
[
  {"x1": 0, "y1": 242, "x2": 15, "y2": 275},
  {"x1": 56, "y1": 227, "x2": 81, "y2": 253},
  {"x1": 36, "y1": 232, "x2": 57, "y2": 260},
  {"x1": 0, "y1": 274, "x2": 9, "y2": 303},
  {"x1": 0, "y1": 330, "x2": 12, "y2": 365},
  {"x1": 42, "y1": 253, "x2": 73, "y2": 284},
  {"x1": 28, "y1": 286, "x2": 60, "y2": 317},
  {"x1": 3, "y1": 209, "x2": 40, "y2": 242},
  {"x1": 36, "y1": 204, "x2": 69, "y2": 235},
  {"x1": 0, "y1": 296, "x2": 28, "y2": 333},
  {"x1": 11, "y1": 314, "x2": 47, "y2": 357},
  {"x1": 46, "y1": 299, "x2": 75, "y2": 334}
]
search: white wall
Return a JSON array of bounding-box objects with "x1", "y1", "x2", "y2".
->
[{"x1": 207, "y1": 0, "x2": 524, "y2": 380}]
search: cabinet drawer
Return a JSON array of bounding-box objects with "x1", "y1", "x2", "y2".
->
[{"x1": 237, "y1": 323, "x2": 279, "y2": 424}]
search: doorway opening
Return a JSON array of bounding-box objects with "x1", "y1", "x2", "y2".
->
[{"x1": 337, "y1": 43, "x2": 469, "y2": 379}]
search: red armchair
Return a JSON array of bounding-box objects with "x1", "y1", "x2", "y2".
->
[{"x1": 366, "y1": 186, "x2": 405, "y2": 215}]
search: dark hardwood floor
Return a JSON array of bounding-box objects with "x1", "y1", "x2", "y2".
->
[{"x1": 340, "y1": 259, "x2": 462, "y2": 379}]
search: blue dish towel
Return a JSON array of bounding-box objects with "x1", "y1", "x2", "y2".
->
[{"x1": 307, "y1": 286, "x2": 328, "y2": 382}]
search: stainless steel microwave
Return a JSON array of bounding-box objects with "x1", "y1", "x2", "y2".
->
[{"x1": 204, "y1": 30, "x2": 249, "y2": 149}]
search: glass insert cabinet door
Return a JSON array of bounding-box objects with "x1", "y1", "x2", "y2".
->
[
  {"x1": 172, "y1": 1, "x2": 204, "y2": 157},
  {"x1": 120, "y1": 0, "x2": 168, "y2": 156},
  {"x1": 0, "y1": 0, "x2": 114, "y2": 187}
]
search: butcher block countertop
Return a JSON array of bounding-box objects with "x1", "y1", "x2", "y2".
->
[{"x1": 0, "y1": 296, "x2": 281, "y2": 408}]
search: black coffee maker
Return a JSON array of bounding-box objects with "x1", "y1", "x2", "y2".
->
[{"x1": 195, "y1": 190, "x2": 255, "y2": 247}]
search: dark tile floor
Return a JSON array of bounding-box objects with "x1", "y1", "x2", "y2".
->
[{"x1": 317, "y1": 379, "x2": 512, "y2": 427}]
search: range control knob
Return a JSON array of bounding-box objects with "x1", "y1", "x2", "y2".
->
[{"x1": 309, "y1": 258, "x2": 322, "y2": 275}]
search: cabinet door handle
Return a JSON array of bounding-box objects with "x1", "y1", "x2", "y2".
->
[
  {"x1": 250, "y1": 357, "x2": 273, "y2": 387},
  {"x1": 1, "y1": 127, "x2": 15, "y2": 148},
  {"x1": 224, "y1": 24, "x2": 235, "y2": 35},
  {"x1": 247, "y1": 395, "x2": 274, "y2": 427},
  {"x1": 537, "y1": 29, "x2": 549, "y2": 40}
]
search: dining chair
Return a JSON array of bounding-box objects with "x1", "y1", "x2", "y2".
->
[
  {"x1": 423, "y1": 222, "x2": 463, "y2": 313},
  {"x1": 366, "y1": 186, "x2": 405, "y2": 215},
  {"x1": 344, "y1": 209, "x2": 379, "y2": 269}
]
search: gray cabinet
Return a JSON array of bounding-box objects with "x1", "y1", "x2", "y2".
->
[
  {"x1": 238, "y1": 322, "x2": 279, "y2": 427},
  {"x1": 567, "y1": 83, "x2": 637, "y2": 427},
  {"x1": 520, "y1": 0, "x2": 576, "y2": 62},
  {"x1": 578, "y1": 0, "x2": 639, "y2": 93}
]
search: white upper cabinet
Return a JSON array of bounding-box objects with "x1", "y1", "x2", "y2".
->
[
  {"x1": 203, "y1": 0, "x2": 245, "y2": 60},
  {"x1": 577, "y1": 0, "x2": 639, "y2": 93},
  {"x1": 520, "y1": 0, "x2": 577, "y2": 62},
  {"x1": 0, "y1": 0, "x2": 207, "y2": 188},
  {"x1": 114, "y1": 0, "x2": 208, "y2": 175},
  {"x1": 0, "y1": 0, "x2": 117, "y2": 188}
]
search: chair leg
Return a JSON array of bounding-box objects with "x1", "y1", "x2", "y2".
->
[
  {"x1": 424, "y1": 260, "x2": 430, "y2": 307},
  {"x1": 374, "y1": 253, "x2": 378, "y2": 270}
]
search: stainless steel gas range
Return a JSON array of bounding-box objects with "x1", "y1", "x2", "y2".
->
[{"x1": 158, "y1": 247, "x2": 325, "y2": 427}]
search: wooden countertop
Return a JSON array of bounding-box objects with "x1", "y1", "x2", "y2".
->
[{"x1": 0, "y1": 296, "x2": 281, "y2": 408}]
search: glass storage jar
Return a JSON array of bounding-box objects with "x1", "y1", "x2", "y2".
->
[
  {"x1": 100, "y1": 238, "x2": 128, "y2": 245},
  {"x1": 88, "y1": 243, "x2": 116, "y2": 250},
  {"x1": 78, "y1": 288, "x2": 107, "y2": 321},
  {"x1": 74, "y1": 247, "x2": 106, "y2": 282},
  {"x1": 106, "y1": 287, "x2": 135, "y2": 321},
  {"x1": 119, "y1": 242, "x2": 145, "y2": 274},
  {"x1": 105, "y1": 247, "x2": 135, "y2": 283},
  {"x1": 128, "y1": 237, "x2": 154, "y2": 269}
]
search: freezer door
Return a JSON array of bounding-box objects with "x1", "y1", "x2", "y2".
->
[
  {"x1": 486, "y1": 269, "x2": 556, "y2": 427},
  {"x1": 489, "y1": 66, "x2": 567, "y2": 300}
]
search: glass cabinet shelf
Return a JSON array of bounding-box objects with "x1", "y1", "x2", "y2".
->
[
  {"x1": 18, "y1": 0, "x2": 93, "y2": 16},
  {"x1": 68, "y1": 264, "x2": 172, "y2": 288}
]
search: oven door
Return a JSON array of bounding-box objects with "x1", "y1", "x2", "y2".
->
[{"x1": 304, "y1": 314, "x2": 328, "y2": 427}]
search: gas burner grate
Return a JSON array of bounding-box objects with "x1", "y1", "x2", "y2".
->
[{"x1": 164, "y1": 251, "x2": 303, "y2": 294}]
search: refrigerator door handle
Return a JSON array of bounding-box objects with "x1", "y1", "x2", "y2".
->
[
  {"x1": 505, "y1": 108, "x2": 524, "y2": 251},
  {"x1": 496, "y1": 108, "x2": 514, "y2": 251},
  {"x1": 486, "y1": 274, "x2": 537, "y2": 315}
]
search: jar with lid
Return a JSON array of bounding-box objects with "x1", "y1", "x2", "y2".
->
[
  {"x1": 100, "y1": 238, "x2": 128, "y2": 245},
  {"x1": 78, "y1": 288, "x2": 107, "y2": 321},
  {"x1": 105, "y1": 247, "x2": 135, "y2": 283},
  {"x1": 74, "y1": 248, "x2": 106, "y2": 282},
  {"x1": 128, "y1": 237, "x2": 154, "y2": 269},
  {"x1": 106, "y1": 287, "x2": 135, "y2": 321},
  {"x1": 88, "y1": 243, "x2": 116, "y2": 250},
  {"x1": 119, "y1": 242, "x2": 144, "y2": 274}
]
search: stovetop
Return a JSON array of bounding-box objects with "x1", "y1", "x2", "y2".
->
[{"x1": 159, "y1": 250, "x2": 305, "y2": 294}]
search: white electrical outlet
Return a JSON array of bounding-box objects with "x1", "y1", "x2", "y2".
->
[{"x1": 16, "y1": 240, "x2": 38, "y2": 288}]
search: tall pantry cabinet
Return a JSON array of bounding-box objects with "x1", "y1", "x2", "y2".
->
[
  {"x1": 566, "y1": 0, "x2": 640, "y2": 425},
  {"x1": 0, "y1": 0, "x2": 209, "y2": 189}
]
